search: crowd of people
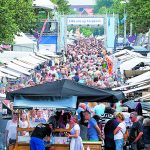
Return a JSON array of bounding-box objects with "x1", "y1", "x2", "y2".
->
[
  {"x1": 4, "y1": 101, "x2": 150, "y2": 150},
  {"x1": 0, "y1": 37, "x2": 122, "y2": 97}
]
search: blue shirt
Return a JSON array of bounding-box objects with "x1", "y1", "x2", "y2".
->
[
  {"x1": 88, "y1": 118, "x2": 99, "y2": 141},
  {"x1": 94, "y1": 104, "x2": 105, "y2": 116},
  {"x1": 35, "y1": 118, "x2": 46, "y2": 124}
]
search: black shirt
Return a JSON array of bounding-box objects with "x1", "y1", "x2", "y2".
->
[
  {"x1": 31, "y1": 124, "x2": 51, "y2": 139},
  {"x1": 129, "y1": 121, "x2": 143, "y2": 142}
]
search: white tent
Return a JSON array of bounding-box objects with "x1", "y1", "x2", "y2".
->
[
  {"x1": 0, "y1": 67, "x2": 21, "y2": 78},
  {"x1": 123, "y1": 84, "x2": 150, "y2": 94},
  {"x1": 33, "y1": 0, "x2": 55, "y2": 9},
  {"x1": 13, "y1": 32, "x2": 36, "y2": 52},
  {"x1": 126, "y1": 71, "x2": 150, "y2": 84},
  {"x1": 6, "y1": 63, "x2": 31, "y2": 76},
  {"x1": 120, "y1": 57, "x2": 150, "y2": 73},
  {"x1": 0, "y1": 71, "x2": 17, "y2": 79},
  {"x1": 12, "y1": 60, "x2": 34, "y2": 70}
]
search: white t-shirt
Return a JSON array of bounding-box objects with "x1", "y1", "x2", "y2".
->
[
  {"x1": 19, "y1": 120, "x2": 29, "y2": 136},
  {"x1": 6, "y1": 120, "x2": 17, "y2": 141},
  {"x1": 114, "y1": 121, "x2": 126, "y2": 140}
]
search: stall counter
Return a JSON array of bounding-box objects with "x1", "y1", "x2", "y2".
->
[{"x1": 9, "y1": 141, "x2": 102, "y2": 150}]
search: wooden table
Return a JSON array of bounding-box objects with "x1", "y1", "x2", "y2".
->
[{"x1": 9, "y1": 141, "x2": 102, "y2": 150}]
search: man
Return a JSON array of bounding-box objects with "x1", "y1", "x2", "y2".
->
[
  {"x1": 84, "y1": 111, "x2": 102, "y2": 141},
  {"x1": 129, "y1": 112, "x2": 143, "y2": 150},
  {"x1": 104, "y1": 114, "x2": 119, "y2": 150},
  {"x1": 35, "y1": 110, "x2": 46, "y2": 123},
  {"x1": 76, "y1": 103, "x2": 86, "y2": 120},
  {"x1": 93, "y1": 102, "x2": 105, "y2": 116},
  {"x1": 5, "y1": 112, "x2": 18, "y2": 146},
  {"x1": 30, "y1": 123, "x2": 51, "y2": 150}
]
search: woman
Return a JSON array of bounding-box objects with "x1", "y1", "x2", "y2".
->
[
  {"x1": 67, "y1": 116, "x2": 84, "y2": 150},
  {"x1": 114, "y1": 112, "x2": 126, "y2": 150},
  {"x1": 19, "y1": 112, "x2": 29, "y2": 136}
]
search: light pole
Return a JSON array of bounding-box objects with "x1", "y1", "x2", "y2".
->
[{"x1": 120, "y1": 0, "x2": 128, "y2": 45}]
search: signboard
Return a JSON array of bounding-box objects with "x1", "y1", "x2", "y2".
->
[{"x1": 67, "y1": 17, "x2": 104, "y2": 25}]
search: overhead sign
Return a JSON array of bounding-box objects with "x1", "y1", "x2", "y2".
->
[{"x1": 67, "y1": 17, "x2": 104, "y2": 25}]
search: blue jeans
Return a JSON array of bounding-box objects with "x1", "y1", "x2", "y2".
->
[
  {"x1": 115, "y1": 139, "x2": 124, "y2": 150},
  {"x1": 30, "y1": 137, "x2": 45, "y2": 150}
]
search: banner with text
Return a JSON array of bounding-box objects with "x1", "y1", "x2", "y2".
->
[{"x1": 67, "y1": 17, "x2": 104, "y2": 25}]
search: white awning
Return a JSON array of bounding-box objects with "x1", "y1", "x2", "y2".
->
[
  {"x1": 30, "y1": 54, "x2": 46, "y2": 61},
  {"x1": 14, "y1": 32, "x2": 36, "y2": 45},
  {"x1": 120, "y1": 57, "x2": 150, "y2": 73},
  {"x1": 112, "y1": 80, "x2": 148, "y2": 90},
  {"x1": 6, "y1": 63, "x2": 31, "y2": 76},
  {"x1": 0, "y1": 67, "x2": 21, "y2": 77},
  {"x1": 36, "y1": 53, "x2": 50, "y2": 60},
  {"x1": 18, "y1": 57, "x2": 39, "y2": 66},
  {"x1": 126, "y1": 71, "x2": 150, "y2": 84},
  {"x1": 123, "y1": 84, "x2": 150, "y2": 94},
  {"x1": 0, "y1": 71, "x2": 17, "y2": 79},
  {"x1": 12, "y1": 60, "x2": 34, "y2": 69},
  {"x1": 20, "y1": 56, "x2": 43, "y2": 64}
]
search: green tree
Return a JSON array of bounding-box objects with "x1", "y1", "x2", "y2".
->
[
  {"x1": 0, "y1": 0, "x2": 36, "y2": 44},
  {"x1": 111, "y1": 0, "x2": 150, "y2": 33},
  {"x1": 126, "y1": 0, "x2": 150, "y2": 33},
  {"x1": 80, "y1": 27, "x2": 94, "y2": 37},
  {"x1": 14, "y1": 0, "x2": 36, "y2": 32},
  {"x1": 0, "y1": 0, "x2": 18, "y2": 44},
  {"x1": 94, "y1": 0, "x2": 114, "y2": 14},
  {"x1": 51, "y1": 0, "x2": 71, "y2": 14}
]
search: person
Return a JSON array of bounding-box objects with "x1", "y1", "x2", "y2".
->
[
  {"x1": 84, "y1": 111, "x2": 102, "y2": 141},
  {"x1": 30, "y1": 123, "x2": 51, "y2": 150},
  {"x1": 129, "y1": 112, "x2": 143, "y2": 150},
  {"x1": 143, "y1": 118, "x2": 150, "y2": 150},
  {"x1": 93, "y1": 102, "x2": 105, "y2": 116},
  {"x1": 48, "y1": 110, "x2": 62, "y2": 129},
  {"x1": 76, "y1": 103, "x2": 86, "y2": 120},
  {"x1": 135, "y1": 101, "x2": 142, "y2": 116},
  {"x1": 5, "y1": 112, "x2": 18, "y2": 146},
  {"x1": 67, "y1": 116, "x2": 84, "y2": 150},
  {"x1": 35, "y1": 110, "x2": 46, "y2": 123},
  {"x1": 104, "y1": 114, "x2": 119, "y2": 150},
  {"x1": 114, "y1": 112, "x2": 126, "y2": 150},
  {"x1": 79, "y1": 111, "x2": 88, "y2": 141},
  {"x1": 19, "y1": 112, "x2": 29, "y2": 136}
]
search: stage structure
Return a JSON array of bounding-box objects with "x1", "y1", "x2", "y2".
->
[
  {"x1": 58, "y1": 15, "x2": 118, "y2": 52},
  {"x1": 37, "y1": 19, "x2": 59, "y2": 53}
]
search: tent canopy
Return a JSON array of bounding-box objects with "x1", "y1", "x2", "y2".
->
[
  {"x1": 7, "y1": 79, "x2": 124, "y2": 103},
  {"x1": 124, "y1": 100, "x2": 150, "y2": 111},
  {"x1": 33, "y1": 0, "x2": 55, "y2": 9}
]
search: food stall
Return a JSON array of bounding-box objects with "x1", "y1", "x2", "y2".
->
[{"x1": 6, "y1": 79, "x2": 124, "y2": 150}]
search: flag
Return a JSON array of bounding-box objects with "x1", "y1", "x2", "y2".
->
[
  {"x1": 37, "y1": 18, "x2": 48, "y2": 50},
  {"x1": 38, "y1": 18, "x2": 48, "y2": 43}
]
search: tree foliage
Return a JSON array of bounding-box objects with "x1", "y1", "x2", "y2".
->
[
  {"x1": 51, "y1": 0, "x2": 71, "y2": 14},
  {"x1": 94, "y1": 0, "x2": 114, "y2": 14},
  {"x1": 126, "y1": 0, "x2": 150, "y2": 33},
  {"x1": 94, "y1": 0, "x2": 150, "y2": 33},
  {"x1": 0, "y1": 0, "x2": 36, "y2": 44}
]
